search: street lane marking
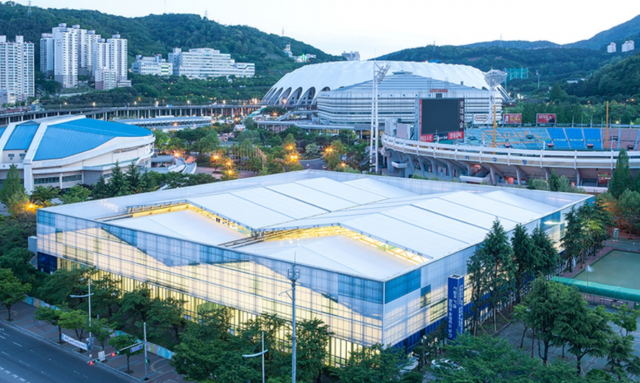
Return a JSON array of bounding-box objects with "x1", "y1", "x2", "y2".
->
[
  {"x1": 18, "y1": 360, "x2": 30, "y2": 367},
  {"x1": 1, "y1": 351, "x2": 10, "y2": 356},
  {"x1": 12, "y1": 342, "x2": 22, "y2": 347}
]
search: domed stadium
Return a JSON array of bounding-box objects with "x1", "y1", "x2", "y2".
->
[
  {"x1": 262, "y1": 61, "x2": 508, "y2": 108},
  {"x1": 0, "y1": 115, "x2": 154, "y2": 191}
]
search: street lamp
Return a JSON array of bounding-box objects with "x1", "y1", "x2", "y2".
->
[
  {"x1": 242, "y1": 331, "x2": 268, "y2": 383},
  {"x1": 70, "y1": 278, "x2": 94, "y2": 357}
]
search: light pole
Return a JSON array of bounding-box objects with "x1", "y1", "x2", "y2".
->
[
  {"x1": 70, "y1": 278, "x2": 94, "y2": 357},
  {"x1": 288, "y1": 264, "x2": 300, "y2": 383},
  {"x1": 242, "y1": 331, "x2": 268, "y2": 383}
]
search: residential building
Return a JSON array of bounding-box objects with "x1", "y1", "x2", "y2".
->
[
  {"x1": 622, "y1": 40, "x2": 635, "y2": 53},
  {"x1": 95, "y1": 67, "x2": 118, "y2": 90},
  {"x1": 341, "y1": 51, "x2": 360, "y2": 61},
  {"x1": 0, "y1": 36, "x2": 34, "y2": 104},
  {"x1": 40, "y1": 33, "x2": 54, "y2": 77},
  {"x1": 168, "y1": 47, "x2": 255, "y2": 79},
  {"x1": 107, "y1": 34, "x2": 128, "y2": 83},
  {"x1": 607, "y1": 42, "x2": 617, "y2": 53},
  {"x1": 52, "y1": 24, "x2": 79, "y2": 88},
  {"x1": 131, "y1": 54, "x2": 173, "y2": 76}
]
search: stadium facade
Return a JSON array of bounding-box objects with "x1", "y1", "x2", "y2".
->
[
  {"x1": 0, "y1": 115, "x2": 154, "y2": 191},
  {"x1": 36, "y1": 171, "x2": 589, "y2": 363},
  {"x1": 382, "y1": 126, "x2": 640, "y2": 187}
]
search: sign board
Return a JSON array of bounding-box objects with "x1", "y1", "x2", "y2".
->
[
  {"x1": 130, "y1": 344, "x2": 144, "y2": 353},
  {"x1": 536, "y1": 113, "x2": 557, "y2": 124},
  {"x1": 472, "y1": 114, "x2": 490, "y2": 124},
  {"x1": 62, "y1": 333, "x2": 88, "y2": 351},
  {"x1": 98, "y1": 351, "x2": 106, "y2": 362},
  {"x1": 447, "y1": 131, "x2": 465, "y2": 140},
  {"x1": 447, "y1": 275, "x2": 465, "y2": 340},
  {"x1": 418, "y1": 98, "x2": 465, "y2": 142},
  {"x1": 503, "y1": 113, "x2": 522, "y2": 124}
]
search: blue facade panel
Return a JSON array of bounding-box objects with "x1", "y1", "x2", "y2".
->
[{"x1": 5, "y1": 122, "x2": 39, "y2": 150}]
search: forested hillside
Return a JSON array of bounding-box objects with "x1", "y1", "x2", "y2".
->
[
  {"x1": 0, "y1": 2, "x2": 341, "y2": 75},
  {"x1": 568, "y1": 51, "x2": 640, "y2": 98},
  {"x1": 568, "y1": 14, "x2": 640, "y2": 50}
]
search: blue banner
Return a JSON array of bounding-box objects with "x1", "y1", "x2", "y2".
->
[{"x1": 447, "y1": 275, "x2": 465, "y2": 340}]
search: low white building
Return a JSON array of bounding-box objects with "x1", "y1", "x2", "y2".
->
[
  {"x1": 342, "y1": 51, "x2": 360, "y2": 61},
  {"x1": 607, "y1": 42, "x2": 617, "y2": 53},
  {"x1": 168, "y1": 47, "x2": 254, "y2": 79},
  {"x1": 622, "y1": 40, "x2": 635, "y2": 53},
  {"x1": 131, "y1": 55, "x2": 173, "y2": 76}
]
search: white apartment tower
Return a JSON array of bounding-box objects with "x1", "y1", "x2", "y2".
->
[
  {"x1": 0, "y1": 36, "x2": 34, "y2": 103},
  {"x1": 622, "y1": 40, "x2": 635, "y2": 53},
  {"x1": 607, "y1": 42, "x2": 617, "y2": 53},
  {"x1": 41, "y1": 24, "x2": 128, "y2": 89}
]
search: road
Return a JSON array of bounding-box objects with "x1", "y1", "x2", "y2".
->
[{"x1": 0, "y1": 324, "x2": 133, "y2": 383}]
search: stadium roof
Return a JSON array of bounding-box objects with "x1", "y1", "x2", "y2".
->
[
  {"x1": 50, "y1": 172, "x2": 589, "y2": 281},
  {"x1": 262, "y1": 61, "x2": 506, "y2": 106},
  {"x1": 28, "y1": 117, "x2": 152, "y2": 161}
]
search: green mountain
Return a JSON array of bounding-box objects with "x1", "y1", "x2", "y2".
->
[
  {"x1": 376, "y1": 45, "x2": 611, "y2": 83},
  {"x1": 462, "y1": 40, "x2": 559, "y2": 49},
  {"x1": 567, "y1": 51, "x2": 640, "y2": 98},
  {"x1": 0, "y1": 3, "x2": 341, "y2": 75},
  {"x1": 568, "y1": 14, "x2": 640, "y2": 50}
]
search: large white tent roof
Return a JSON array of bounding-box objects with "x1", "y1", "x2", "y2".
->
[{"x1": 262, "y1": 61, "x2": 495, "y2": 106}]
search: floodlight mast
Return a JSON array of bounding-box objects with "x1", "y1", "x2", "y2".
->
[
  {"x1": 483, "y1": 69, "x2": 507, "y2": 148},
  {"x1": 370, "y1": 62, "x2": 391, "y2": 174}
]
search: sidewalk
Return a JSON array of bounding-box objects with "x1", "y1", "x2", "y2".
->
[{"x1": 0, "y1": 301, "x2": 188, "y2": 383}]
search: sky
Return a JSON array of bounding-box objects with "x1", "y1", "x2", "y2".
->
[{"x1": 22, "y1": 0, "x2": 640, "y2": 59}]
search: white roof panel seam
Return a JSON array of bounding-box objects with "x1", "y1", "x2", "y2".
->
[
  {"x1": 409, "y1": 203, "x2": 495, "y2": 232},
  {"x1": 434, "y1": 196, "x2": 528, "y2": 223},
  {"x1": 293, "y1": 181, "x2": 373, "y2": 205},
  {"x1": 262, "y1": 186, "x2": 333, "y2": 213},
  {"x1": 378, "y1": 211, "x2": 475, "y2": 245}
]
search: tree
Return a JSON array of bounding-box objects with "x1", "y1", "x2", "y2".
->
[
  {"x1": 618, "y1": 189, "x2": 640, "y2": 236},
  {"x1": 563, "y1": 304, "x2": 612, "y2": 375},
  {"x1": 30, "y1": 186, "x2": 59, "y2": 206},
  {"x1": 148, "y1": 297, "x2": 187, "y2": 343},
  {"x1": 126, "y1": 165, "x2": 142, "y2": 194},
  {"x1": 605, "y1": 305, "x2": 640, "y2": 378},
  {"x1": 37, "y1": 268, "x2": 87, "y2": 307},
  {"x1": 91, "y1": 175, "x2": 110, "y2": 199},
  {"x1": 337, "y1": 343, "x2": 406, "y2": 383},
  {"x1": 0, "y1": 164, "x2": 26, "y2": 207},
  {"x1": 610, "y1": 148, "x2": 631, "y2": 199},
  {"x1": 35, "y1": 306, "x2": 63, "y2": 343},
  {"x1": 548, "y1": 170, "x2": 561, "y2": 192},
  {"x1": 0, "y1": 247, "x2": 37, "y2": 284},
  {"x1": 59, "y1": 309, "x2": 87, "y2": 341},
  {"x1": 87, "y1": 318, "x2": 113, "y2": 351},
  {"x1": 91, "y1": 275, "x2": 120, "y2": 319},
  {"x1": 108, "y1": 161, "x2": 130, "y2": 197},
  {"x1": 109, "y1": 334, "x2": 143, "y2": 373},
  {"x1": 561, "y1": 208, "x2": 582, "y2": 272},
  {"x1": 305, "y1": 143, "x2": 320, "y2": 157},
  {"x1": 296, "y1": 318, "x2": 332, "y2": 382},
  {"x1": 531, "y1": 226, "x2": 559, "y2": 276},
  {"x1": 467, "y1": 245, "x2": 490, "y2": 336},
  {"x1": 59, "y1": 185, "x2": 91, "y2": 204},
  {"x1": 116, "y1": 287, "x2": 152, "y2": 328},
  {"x1": 0, "y1": 268, "x2": 31, "y2": 321},
  {"x1": 153, "y1": 129, "x2": 170, "y2": 148},
  {"x1": 483, "y1": 219, "x2": 515, "y2": 331},
  {"x1": 511, "y1": 224, "x2": 539, "y2": 303}
]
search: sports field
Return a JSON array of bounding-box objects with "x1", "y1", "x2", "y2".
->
[{"x1": 574, "y1": 250, "x2": 640, "y2": 290}]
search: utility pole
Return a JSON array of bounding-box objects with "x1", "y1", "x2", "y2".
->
[
  {"x1": 287, "y1": 263, "x2": 300, "y2": 383},
  {"x1": 143, "y1": 322, "x2": 148, "y2": 380},
  {"x1": 369, "y1": 62, "x2": 390, "y2": 174}
]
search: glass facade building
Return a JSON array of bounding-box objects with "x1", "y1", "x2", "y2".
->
[{"x1": 37, "y1": 171, "x2": 590, "y2": 364}]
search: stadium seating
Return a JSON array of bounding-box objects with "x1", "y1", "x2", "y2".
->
[
  {"x1": 547, "y1": 128, "x2": 570, "y2": 149},
  {"x1": 619, "y1": 129, "x2": 639, "y2": 151},
  {"x1": 583, "y1": 129, "x2": 603, "y2": 149},
  {"x1": 565, "y1": 128, "x2": 586, "y2": 149}
]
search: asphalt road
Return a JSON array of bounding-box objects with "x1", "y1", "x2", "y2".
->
[{"x1": 0, "y1": 323, "x2": 133, "y2": 383}]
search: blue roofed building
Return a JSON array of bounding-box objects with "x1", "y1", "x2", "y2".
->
[{"x1": 0, "y1": 115, "x2": 154, "y2": 191}]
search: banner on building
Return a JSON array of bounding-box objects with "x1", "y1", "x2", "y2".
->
[
  {"x1": 447, "y1": 275, "x2": 465, "y2": 340},
  {"x1": 503, "y1": 113, "x2": 522, "y2": 124},
  {"x1": 536, "y1": 113, "x2": 557, "y2": 124}
]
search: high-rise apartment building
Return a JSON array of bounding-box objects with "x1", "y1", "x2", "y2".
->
[
  {"x1": 341, "y1": 51, "x2": 361, "y2": 61},
  {"x1": 168, "y1": 47, "x2": 254, "y2": 79},
  {"x1": 0, "y1": 36, "x2": 34, "y2": 104},
  {"x1": 622, "y1": 40, "x2": 635, "y2": 53},
  {"x1": 131, "y1": 54, "x2": 173, "y2": 76},
  {"x1": 41, "y1": 24, "x2": 128, "y2": 89}
]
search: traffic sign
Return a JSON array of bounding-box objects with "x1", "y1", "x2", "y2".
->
[{"x1": 130, "y1": 344, "x2": 144, "y2": 353}]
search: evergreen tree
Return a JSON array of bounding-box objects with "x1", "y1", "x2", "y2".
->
[
  {"x1": 126, "y1": 164, "x2": 142, "y2": 193},
  {"x1": 0, "y1": 164, "x2": 26, "y2": 207},
  {"x1": 91, "y1": 175, "x2": 109, "y2": 199},
  {"x1": 511, "y1": 224, "x2": 539, "y2": 303},
  {"x1": 531, "y1": 226, "x2": 559, "y2": 276},
  {"x1": 484, "y1": 219, "x2": 515, "y2": 331},
  {"x1": 548, "y1": 170, "x2": 561, "y2": 192},
  {"x1": 467, "y1": 248, "x2": 490, "y2": 336},
  {"x1": 610, "y1": 148, "x2": 631, "y2": 198},
  {"x1": 560, "y1": 208, "x2": 582, "y2": 272},
  {"x1": 108, "y1": 162, "x2": 130, "y2": 197}
]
